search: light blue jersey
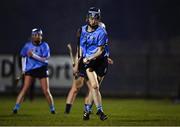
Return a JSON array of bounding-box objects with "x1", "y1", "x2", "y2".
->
[
  {"x1": 99, "y1": 23, "x2": 110, "y2": 57},
  {"x1": 80, "y1": 25, "x2": 109, "y2": 58},
  {"x1": 20, "y1": 41, "x2": 50, "y2": 72}
]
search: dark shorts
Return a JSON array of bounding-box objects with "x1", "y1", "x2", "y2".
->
[
  {"x1": 78, "y1": 58, "x2": 87, "y2": 77},
  {"x1": 25, "y1": 66, "x2": 49, "y2": 79},
  {"x1": 78, "y1": 56, "x2": 108, "y2": 77}
]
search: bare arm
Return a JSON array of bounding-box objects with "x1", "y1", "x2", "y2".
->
[
  {"x1": 83, "y1": 46, "x2": 104, "y2": 64},
  {"x1": 107, "y1": 57, "x2": 114, "y2": 64},
  {"x1": 32, "y1": 53, "x2": 48, "y2": 63},
  {"x1": 28, "y1": 50, "x2": 48, "y2": 63},
  {"x1": 88, "y1": 46, "x2": 104, "y2": 60}
]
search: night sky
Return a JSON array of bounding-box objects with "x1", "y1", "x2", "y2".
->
[{"x1": 0, "y1": 0, "x2": 180, "y2": 54}]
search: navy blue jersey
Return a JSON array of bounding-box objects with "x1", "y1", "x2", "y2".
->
[
  {"x1": 80, "y1": 25, "x2": 109, "y2": 58},
  {"x1": 20, "y1": 41, "x2": 50, "y2": 72}
]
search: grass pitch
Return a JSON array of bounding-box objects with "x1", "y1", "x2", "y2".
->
[{"x1": 0, "y1": 97, "x2": 180, "y2": 126}]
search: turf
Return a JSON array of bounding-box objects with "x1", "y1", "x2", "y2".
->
[{"x1": 0, "y1": 97, "x2": 180, "y2": 126}]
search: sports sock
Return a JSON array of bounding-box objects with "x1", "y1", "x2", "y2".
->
[
  {"x1": 50, "y1": 104, "x2": 55, "y2": 112},
  {"x1": 13, "y1": 103, "x2": 20, "y2": 110},
  {"x1": 84, "y1": 104, "x2": 91, "y2": 112},
  {"x1": 89, "y1": 104, "x2": 93, "y2": 112},
  {"x1": 65, "y1": 104, "x2": 72, "y2": 113},
  {"x1": 97, "y1": 105, "x2": 103, "y2": 112}
]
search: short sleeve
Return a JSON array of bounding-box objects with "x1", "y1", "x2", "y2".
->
[
  {"x1": 20, "y1": 43, "x2": 28, "y2": 57},
  {"x1": 97, "y1": 30, "x2": 108, "y2": 46},
  {"x1": 42, "y1": 43, "x2": 50, "y2": 58}
]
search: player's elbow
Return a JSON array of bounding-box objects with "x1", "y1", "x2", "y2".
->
[
  {"x1": 91, "y1": 82, "x2": 99, "y2": 90},
  {"x1": 97, "y1": 47, "x2": 104, "y2": 56}
]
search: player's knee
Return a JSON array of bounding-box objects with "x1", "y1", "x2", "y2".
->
[
  {"x1": 74, "y1": 87, "x2": 80, "y2": 94},
  {"x1": 43, "y1": 89, "x2": 50, "y2": 96},
  {"x1": 70, "y1": 86, "x2": 80, "y2": 94},
  {"x1": 91, "y1": 83, "x2": 99, "y2": 90},
  {"x1": 19, "y1": 91, "x2": 26, "y2": 98}
]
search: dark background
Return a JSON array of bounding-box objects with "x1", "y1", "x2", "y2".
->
[{"x1": 1, "y1": 0, "x2": 180, "y2": 97}]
